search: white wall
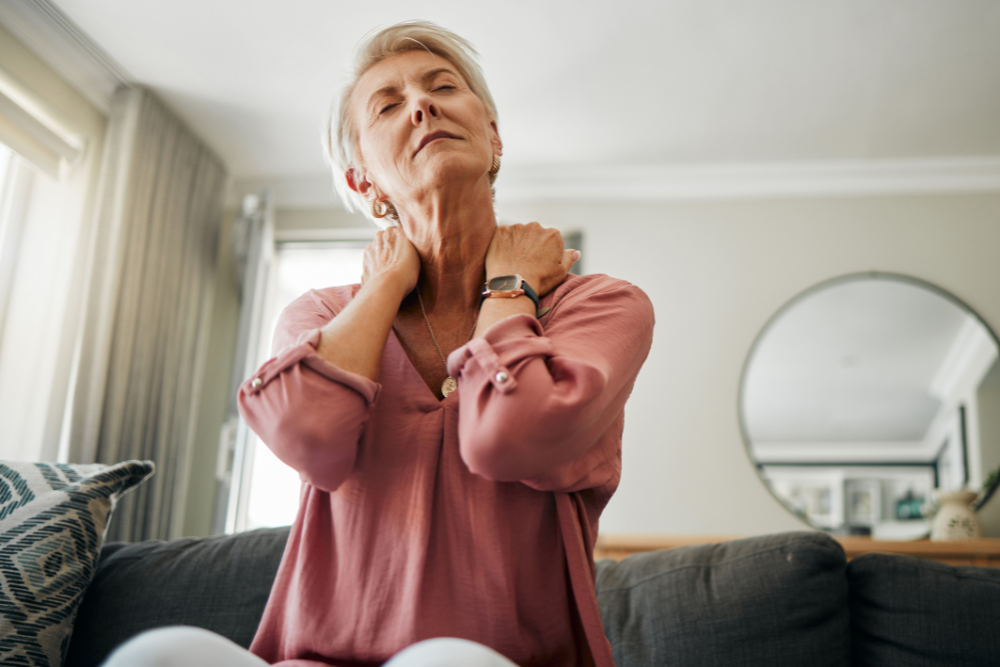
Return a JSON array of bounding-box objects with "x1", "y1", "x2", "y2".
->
[
  {"x1": 274, "y1": 193, "x2": 1000, "y2": 537},
  {"x1": 496, "y1": 193, "x2": 1000, "y2": 536},
  {"x1": 977, "y1": 366, "x2": 1000, "y2": 536}
]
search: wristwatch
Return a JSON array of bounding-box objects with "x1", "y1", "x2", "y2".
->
[{"x1": 481, "y1": 274, "x2": 540, "y2": 310}]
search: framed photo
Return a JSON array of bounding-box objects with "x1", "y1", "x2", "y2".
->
[
  {"x1": 844, "y1": 478, "x2": 882, "y2": 526},
  {"x1": 762, "y1": 467, "x2": 843, "y2": 529}
]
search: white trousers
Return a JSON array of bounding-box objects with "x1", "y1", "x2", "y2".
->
[{"x1": 100, "y1": 626, "x2": 519, "y2": 667}]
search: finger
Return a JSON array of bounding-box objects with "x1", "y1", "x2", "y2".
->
[{"x1": 561, "y1": 249, "x2": 579, "y2": 272}]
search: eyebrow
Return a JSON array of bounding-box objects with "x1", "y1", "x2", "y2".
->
[
  {"x1": 366, "y1": 67, "x2": 461, "y2": 109},
  {"x1": 421, "y1": 67, "x2": 459, "y2": 83}
]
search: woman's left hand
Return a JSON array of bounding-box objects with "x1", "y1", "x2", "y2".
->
[{"x1": 485, "y1": 222, "x2": 580, "y2": 297}]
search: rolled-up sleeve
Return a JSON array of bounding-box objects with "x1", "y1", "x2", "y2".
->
[
  {"x1": 447, "y1": 278, "x2": 654, "y2": 491},
  {"x1": 238, "y1": 288, "x2": 380, "y2": 493}
]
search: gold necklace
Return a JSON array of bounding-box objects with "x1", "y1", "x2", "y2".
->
[{"x1": 416, "y1": 286, "x2": 478, "y2": 397}]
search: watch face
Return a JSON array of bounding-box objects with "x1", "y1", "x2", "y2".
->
[{"x1": 487, "y1": 275, "x2": 520, "y2": 291}]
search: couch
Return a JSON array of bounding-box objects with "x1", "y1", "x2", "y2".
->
[{"x1": 63, "y1": 528, "x2": 1000, "y2": 667}]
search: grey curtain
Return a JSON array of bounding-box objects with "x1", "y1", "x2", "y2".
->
[{"x1": 67, "y1": 86, "x2": 226, "y2": 542}]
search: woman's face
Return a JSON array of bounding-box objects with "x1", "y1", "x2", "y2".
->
[{"x1": 348, "y1": 50, "x2": 501, "y2": 207}]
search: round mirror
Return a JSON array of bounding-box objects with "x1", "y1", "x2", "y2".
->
[{"x1": 740, "y1": 273, "x2": 1000, "y2": 538}]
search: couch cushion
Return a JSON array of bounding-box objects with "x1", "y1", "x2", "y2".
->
[
  {"x1": 594, "y1": 531, "x2": 850, "y2": 667},
  {"x1": 848, "y1": 552, "x2": 1000, "y2": 667},
  {"x1": 0, "y1": 460, "x2": 154, "y2": 667},
  {"x1": 64, "y1": 525, "x2": 290, "y2": 667}
]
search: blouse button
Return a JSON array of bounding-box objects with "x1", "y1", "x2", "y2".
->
[
  {"x1": 495, "y1": 371, "x2": 509, "y2": 383},
  {"x1": 251, "y1": 377, "x2": 263, "y2": 390}
]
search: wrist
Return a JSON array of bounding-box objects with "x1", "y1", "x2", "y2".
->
[
  {"x1": 367, "y1": 269, "x2": 416, "y2": 301},
  {"x1": 480, "y1": 273, "x2": 540, "y2": 310},
  {"x1": 479, "y1": 294, "x2": 536, "y2": 314}
]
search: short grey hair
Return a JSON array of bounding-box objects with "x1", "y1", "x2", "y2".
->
[{"x1": 323, "y1": 21, "x2": 499, "y2": 227}]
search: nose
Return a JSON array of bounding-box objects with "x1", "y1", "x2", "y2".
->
[{"x1": 411, "y1": 95, "x2": 439, "y2": 125}]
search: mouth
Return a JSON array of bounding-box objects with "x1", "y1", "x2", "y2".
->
[{"x1": 414, "y1": 130, "x2": 461, "y2": 157}]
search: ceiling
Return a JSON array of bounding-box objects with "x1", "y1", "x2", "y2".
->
[
  {"x1": 742, "y1": 278, "x2": 996, "y2": 443},
  {"x1": 42, "y1": 0, "x2": 1000, "y2": 203}
]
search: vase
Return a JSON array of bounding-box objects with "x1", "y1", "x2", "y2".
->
[{"x1": 930, "y1": 490, "x2": 982, "y2": 541}]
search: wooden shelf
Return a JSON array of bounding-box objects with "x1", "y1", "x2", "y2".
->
[{"x1": 594, "y1": 533, "x2": 1000, "y2": 568}]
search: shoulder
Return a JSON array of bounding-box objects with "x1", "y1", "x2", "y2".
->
[
  {"x1": 281, "y1": 284, "x2": 361, "y2": 321},
  {"x1": 269, "y1": 284, "x2": 361, "y2": 353},
  {"x1": 542, "y1": 273, "x2": 653, "y2": 322},
  {"x1": 271, "y1": 285, "x2": 361, "y2": 352}
]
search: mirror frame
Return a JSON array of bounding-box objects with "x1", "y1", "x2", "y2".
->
[{"x1": 738, "y1": 271, "x2": 1000, "y2": 528}]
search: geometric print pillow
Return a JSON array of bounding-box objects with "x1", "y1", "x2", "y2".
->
[{"x1": 0, "y1": 460, "x2": 154, "y2": 667}]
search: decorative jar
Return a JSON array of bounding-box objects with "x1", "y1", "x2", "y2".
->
[{"x1": 930, "y1": 490, "x2": 982, "y2": 541}]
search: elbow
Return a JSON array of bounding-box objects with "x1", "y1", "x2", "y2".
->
[
  {"x1": 296, "y1": 455, "x2": 354, "y2": 493},
  {"x1": 462, "y1": 444, "x2": 532, "y2": 482},
  {"x1": 239, "y1": 391, "x2": 358, "y2": 492},
  {"x1": 458, "y1": 384, "x2": 608, "y2": 482},
  {"x1": 460, "y1": 428, "x2": 553, "y2": 482},
  {"x1": 269, "y1": 413, "x2": 358, "y2": 492},
  {"x1": 274, "y1": 424, "x2": 357, "y2": 492}
]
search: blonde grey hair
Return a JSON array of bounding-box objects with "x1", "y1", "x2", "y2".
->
[{"x1": 323, "y1": 20, "x2": 499, "y2": 227}]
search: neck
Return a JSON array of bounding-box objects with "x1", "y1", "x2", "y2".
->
[{"x1": 396, "y1": 177, "x2": 495, "y2": 316}]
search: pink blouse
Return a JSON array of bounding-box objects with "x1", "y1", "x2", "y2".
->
[{"x1": 238, "y1": 273, "x2": 654, "y2": 667}]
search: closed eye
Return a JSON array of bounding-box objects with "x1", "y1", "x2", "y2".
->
[
  {"x1": 434, "y1": 85, "x2": 455, "y2": 92},
  {"x1": 379, "y1": 103, "x2": 399, "y2": 114}
]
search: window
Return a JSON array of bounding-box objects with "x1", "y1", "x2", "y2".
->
[
  {"x1": 0, "y1": 136, "x2": 89, "y2": 462},
  {"x1": 0, "y1": 142, "x2": 23, "y2": 347},
  {"x1": 0, "y1": 32, "x2": 106, "y2": 463},
  {"x1": 242, "y1": 242, "x2": 366, "y2": 529}
]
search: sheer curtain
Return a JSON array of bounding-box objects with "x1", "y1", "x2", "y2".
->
[{"x1": 67, "y1": 86, "x2": 226, "y2": 541}]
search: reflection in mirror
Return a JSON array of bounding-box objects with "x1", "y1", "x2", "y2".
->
[{"x1": 740, "y1": 274, "x2": 1000, "y2": 538}]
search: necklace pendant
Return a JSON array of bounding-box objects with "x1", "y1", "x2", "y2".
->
[{"x1": 441, "y1": 376, "x2": 458, "y2": 397}]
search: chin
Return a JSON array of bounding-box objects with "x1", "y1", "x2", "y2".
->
[{"x1": 420, "y1": 154, "x2": 489, "y2": 188}]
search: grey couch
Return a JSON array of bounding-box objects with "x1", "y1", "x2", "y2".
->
[{"x1": 64, "y1": 529, "x2": 1000, "y2": 667}]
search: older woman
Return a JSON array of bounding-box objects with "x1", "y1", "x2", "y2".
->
[{"x1": 102, "y1": 20, "x2": 653, "y2": 667}]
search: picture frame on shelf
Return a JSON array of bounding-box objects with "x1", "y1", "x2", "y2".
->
[
  {"x1": 844, "y1": 478, "x2": 881, "y2": 527},
  {"x1": 762, "y1": 467, "x2": 843, "y2": 529}
]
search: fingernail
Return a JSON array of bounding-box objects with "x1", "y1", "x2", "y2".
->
[{"x1": 574, "y1": 250, "x2": 581, "y2": 260}]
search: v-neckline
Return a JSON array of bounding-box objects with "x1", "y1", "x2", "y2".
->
[{"x1": 387, "y1": 327, "x2": 458, "y2": 408}]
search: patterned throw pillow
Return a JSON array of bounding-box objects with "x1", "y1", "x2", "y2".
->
[{"x1": 0, "y1": 460, "x2": 154, "y2": 667}]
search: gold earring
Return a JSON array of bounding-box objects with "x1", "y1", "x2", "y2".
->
[
  {"x1": 371, "y1": 199, "x2": 389, "y2": 219},
  {"x1": 489, "y1": 155, "x2": 501, "y2": 175}
]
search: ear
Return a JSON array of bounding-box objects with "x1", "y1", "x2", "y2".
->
[
  {"x1": 489, "y1": 120, "x2": 503, "y2": 157},
  {"x1": 345, "y1": 167, "x2": 375, "y2": 196}
]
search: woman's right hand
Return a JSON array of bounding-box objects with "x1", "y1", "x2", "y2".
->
[{"x1": 361, "y1": 226, "x2": 421, "y2": 296}]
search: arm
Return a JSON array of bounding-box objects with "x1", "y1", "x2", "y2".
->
[
  {"x1": 448, "y1": 277, "x2": 655, "y2": 491},
  {"x1": 238, "y1": 228, "x2": 419, "y2": 492},
  {"x1": 237, "y1": 291, "x2": 379, "y2": 493},
  {"x1": 314, "y1": 227, "x2": 418, "y2": 380}
]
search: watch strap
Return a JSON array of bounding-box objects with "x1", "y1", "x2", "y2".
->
[{"x1": 519, "y1": 279, "x2": 540, "y2": 309}]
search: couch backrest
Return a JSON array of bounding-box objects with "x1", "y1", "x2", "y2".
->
[
  {"x1": 848, "y1": 552, "x2": 1000, "y2": 667},
  {"x1": 67, "y1": 528, "x2": 853, "y2": 667},
  {"x1": 64, "y1": 526, "x2": 290, "y2": 667},
  {"x1": 595, "y1": 531, "x2": 851, "y2": 667}
]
